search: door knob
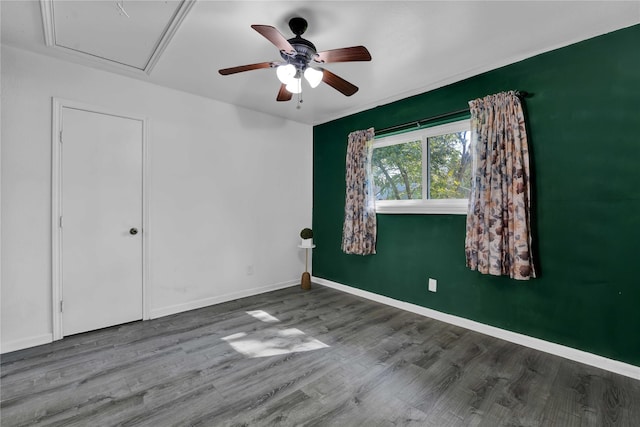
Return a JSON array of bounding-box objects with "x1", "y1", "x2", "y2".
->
[{"x1": 129, "y1": 228, "x2": 138, "y2": 235}]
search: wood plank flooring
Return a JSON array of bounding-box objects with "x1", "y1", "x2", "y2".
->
[{"x1": 2, "y1": 285, "x2": 639, "y2": 426}]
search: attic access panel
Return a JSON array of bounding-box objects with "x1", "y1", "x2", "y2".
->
[{"x1": 42, "y1": 0, "x2": 193, "y2": 73}]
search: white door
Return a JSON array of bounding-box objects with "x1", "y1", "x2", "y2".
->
[{"x1": 61, "y1": 107, "x2": 143, "y2": 336}]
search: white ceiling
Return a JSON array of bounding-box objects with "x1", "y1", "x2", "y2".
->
[{"x1": 2, "y1": 1, "x2": 639, "y2": 125}]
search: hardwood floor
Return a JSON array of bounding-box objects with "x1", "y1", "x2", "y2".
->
[{"x1": 2, "y1": 285, "x2": 639, "y2": 426}]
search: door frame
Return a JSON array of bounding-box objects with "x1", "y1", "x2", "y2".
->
[{"x1": 51, "y1": 98, "x2": 150, "y2": 340}]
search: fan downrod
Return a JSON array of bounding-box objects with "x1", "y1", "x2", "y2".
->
[{"x1": 288, "y1": 17, "x2": 308, "y2": 36}]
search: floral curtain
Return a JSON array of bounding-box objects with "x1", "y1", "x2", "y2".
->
[
  {"x1": 342, "y1": 128, "x2": 377, "y2": 255},
  {"x1": 465, "y1": 91, "x2": 536, "y2": 280}
]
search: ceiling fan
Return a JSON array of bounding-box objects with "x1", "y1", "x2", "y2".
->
[{"x1": 218, "y1": 17, "x2": 372, "y2": 102}]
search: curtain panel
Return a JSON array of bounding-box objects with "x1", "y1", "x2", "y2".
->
[
  {"x1": 342, "y1": 128, "x2": 377, "y2": 255},
  {"x1": 465, "y1": 91, "x2": 536, "y2": 280}
]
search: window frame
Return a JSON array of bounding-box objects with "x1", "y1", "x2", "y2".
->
[{"x1": 373, "y1": 119, "x2": 471, "y2": 215}]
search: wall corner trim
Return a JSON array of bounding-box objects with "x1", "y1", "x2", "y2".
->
[{"x1": 312, "y1": 276, "x2": 640, "y2": 380}]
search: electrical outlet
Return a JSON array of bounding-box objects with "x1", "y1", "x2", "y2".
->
[
  {"x1": 246, "y1": 265, "x2": 254, "y2": 276},
  {"x1": 428, "y1": 278, "x2": 437, "y2": 292}
]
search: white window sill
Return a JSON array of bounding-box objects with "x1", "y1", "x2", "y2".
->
[{"x1": 375, "y1": 199, "x2": 468, "y2": 215}]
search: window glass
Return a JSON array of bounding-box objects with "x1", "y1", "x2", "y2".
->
[
  {"x1": 429, "y1": 131, "x2": 471, "y2": 199},
  {"x1": 372, "y1": 140, "x2": 422, "y2": 200},
  {"x1": 372, "y1": 119, "x2": 471, "y2": 214}
]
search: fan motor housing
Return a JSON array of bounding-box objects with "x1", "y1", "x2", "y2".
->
[{"x1": 281, "y1": 37, "x2": 317, "y2": 71}]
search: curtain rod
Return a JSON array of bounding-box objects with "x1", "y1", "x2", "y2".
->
[{"x1": 375, "y1": 91, "x2": 530, "y2": 136}]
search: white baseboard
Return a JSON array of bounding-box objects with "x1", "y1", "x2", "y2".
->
[
  {"x1": 1, "y1": 333, "x2": 53, "y2": 354},
  {"x1": 149, "y1": 279, "x2": 299, "y2": 319},
  {"x1": 313, "y1": 276, "x2": 640, "y2": 380}
]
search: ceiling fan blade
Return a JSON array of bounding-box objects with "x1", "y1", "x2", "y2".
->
[
  {"x1": 321, "y1": 68, "x2": 359, "y2": 96},
  {"x1": 218, "y1": 62, "x2": 276, "y2": 75},
  {"x1": 251, "y1": 25, "x2": 296, "y2": 55},
  {"x1": 277, "y1": 84, "x2": 293, "y2": 102},
  {"x1": 314, "y1": 46, "x2": 372, "y2": 64}
]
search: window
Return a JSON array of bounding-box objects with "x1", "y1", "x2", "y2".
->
[{"x1": 372, "y1": 120, "x2": 471, "y2": 214}]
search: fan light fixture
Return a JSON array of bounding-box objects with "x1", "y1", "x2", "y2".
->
[
  {"x1": 277, "y1": 65, "x2": 323, "y2": 92},
  {"x1": 276, "y1": 64, "x2": 296, "y2": 85},
  {"x1": 285, "y1": 78, "x2": 302, "y2": 94},
  {"x1": 304, "y1": 67, "x2": 323, "y2": 88}
]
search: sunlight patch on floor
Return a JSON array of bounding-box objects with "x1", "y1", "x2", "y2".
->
[
  {"x1": 222, "y1": 310, "x2": 329, "y2": 358},
  {"x1": 246, "y1": 310, "x2": 280, "y2": 323}
]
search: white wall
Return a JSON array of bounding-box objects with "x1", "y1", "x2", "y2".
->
[{"x1": 1, "y1": 45, "x2": 313, "y2": 352}]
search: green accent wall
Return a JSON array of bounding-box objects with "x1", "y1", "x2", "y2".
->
[{"x1": 313, "y1": 25, "x2": 640, "y2": 366}]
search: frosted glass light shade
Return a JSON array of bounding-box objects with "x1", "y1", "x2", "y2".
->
[
  {"x1": 304, "y1": 67, "x2": 323, "y2": 88},
  {"x1": 285, "y1": 78, "x2": 302, "y2": 94},
  {"x1": 276, "y1": 64, "x2": 296, "y2": 84}
]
